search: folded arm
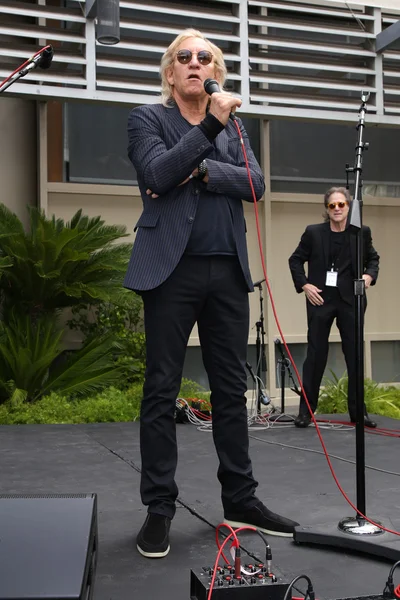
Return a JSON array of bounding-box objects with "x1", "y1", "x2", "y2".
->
[
  {"x1": 128, "y1": 106, "x2": 214, "y2": 196},
  {"x1": 205, "y1": 121, "x2": 265, "y2": 202}
]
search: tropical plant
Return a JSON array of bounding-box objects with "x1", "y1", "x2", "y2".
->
[
  {"x1": 0, "y1": 204, "x2": 132, "y2": 319},
  {"x1": 0, "y1": 311, "x2": 137, "y2": 404},
  {"x1": 318, "y1": 370, "x2": 400, "y2": 419},
  {"x1": 0, "y1": 312, "x2": 62, "y2": 403},
  {"x1": 0, "y1": 204, "x2": 135, "y2": 402}
]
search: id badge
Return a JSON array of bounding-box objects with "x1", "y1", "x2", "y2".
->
[{"x1": 326, "y1": 270, "x2": 338, "y2": 287}]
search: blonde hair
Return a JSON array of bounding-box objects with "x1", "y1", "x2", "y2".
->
[{"x1": 160, "y1": 29, "x2": 227, "y2": 106}]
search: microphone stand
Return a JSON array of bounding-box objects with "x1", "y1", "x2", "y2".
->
[
  {"x1": 0, "y1": 66, "x2": 33, "y2": 94},
  {"x1": 0, "y1": 46, "x2": 53, "y2": 94},
  {"x1": 254, "y1": 280, "x2": 267, "y2": 415},
  {"x1": 293, "y1": 92, "x2": 400, "y2": 562},
  {"x1": 269, "y1": 339, "x2": 300, "y2": 422},
  {"x1": 340, "y1": 91, "x2": 376, "y2": 534}
]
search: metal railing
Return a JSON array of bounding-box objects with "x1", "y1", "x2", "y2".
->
[{"x1": 0, "y1": 0, "x2": 399, "y2": 125}]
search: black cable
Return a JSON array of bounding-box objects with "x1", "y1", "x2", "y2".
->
[
  {"x1": 249, "y1": 434, "x2": 400, "y2": 478},
  {"x1": 383, "y1": 560, "x2": 400, "y2": 599},
  {"x1": 283, "y1": 574, "x2": 315, "y2": 600},
  {"x1": 255, "y1": 530, "x2": 273, "y2": 575},
  {"x1": 389, "y1": 561, "x2": 400, "y2": 581}
]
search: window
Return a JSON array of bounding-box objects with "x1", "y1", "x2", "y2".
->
[
  {"x1": 270, "y1": 120, "x2": 400, "y2": 195},
  {"x1": 65, "y1": 103, "x2": 261, "y2": 185}
]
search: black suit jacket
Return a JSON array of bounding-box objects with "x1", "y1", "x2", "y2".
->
[
  {"x1": 123, "y1": 103, "x2": 265, "y2": 292},
  {"x1": 289, "y1": 222, "x2": 379, "y2": 303}
]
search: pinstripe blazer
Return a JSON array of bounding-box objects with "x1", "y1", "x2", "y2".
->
[{"x1": 123, "y1": 103, "x2": 265, "y2": 292}]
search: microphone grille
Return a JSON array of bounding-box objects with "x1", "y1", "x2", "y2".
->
[{"x1": 204, "y1": 78, "x2": 220, "y2": 95}]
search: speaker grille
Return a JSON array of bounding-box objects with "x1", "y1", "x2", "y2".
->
[{"x1": 0, "y1": 493, "x2": 94, "y2": 499}]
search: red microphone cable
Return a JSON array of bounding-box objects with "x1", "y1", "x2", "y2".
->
[{"x1": 233, "y1": 117, "x2": 400, "y2": 538}]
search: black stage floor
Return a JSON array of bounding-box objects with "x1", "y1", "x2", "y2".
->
[{"x1": 1, "y1": 415, "x2": 400, "y2": 600}]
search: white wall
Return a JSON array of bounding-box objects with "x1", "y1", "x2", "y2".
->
[{"x1": 0, "y1": 97, "x2": 37, "y2": 227}]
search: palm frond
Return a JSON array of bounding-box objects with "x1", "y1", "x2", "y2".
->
[
  {"x1": 0, "y1": 313, "x2": 63, "y2": 401},
  {"x1": 41, "y1": 335, "x2": 134, "y2": 398},
  {"x1": 0, "y1": 203, "x2": 130, "y2": 317},
  {"x1": 0, "y1": 204, "x2": 26, "y2": 236}
]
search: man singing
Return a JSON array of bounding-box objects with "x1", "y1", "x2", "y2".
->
[
  {"x1": 124, "y1": 28, "x2": 299, "y2": 558},
  {"x1": 289, "y1": 187, "x2": 380, "y2": 428}
]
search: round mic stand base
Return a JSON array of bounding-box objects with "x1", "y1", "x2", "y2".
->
[
  {"x1": 338, "y1": 516, "x2": 384, "y2": 536},
  {"x1": 293, "y1": 517, "x2": 400, "y2": 562},
  {"x1": 268, "y1": 411, "x2": 294, "y2": 423}
]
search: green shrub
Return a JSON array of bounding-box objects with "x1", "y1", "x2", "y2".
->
[
  {"x1": 318, "y1": 371, "x2": 400, "y2": 419},
  {"x1": 68, "y1": 295, "x2": 146, "y2": 386},
  {"x1": 0, "y1": 383, "x2": 144, "y2": 425},
  {"x1": 0, "y1": 377, "x2": 213, "y2": 425},
  {"x1": 179, "y1": 378, "x2": 209, "y2": 400}
]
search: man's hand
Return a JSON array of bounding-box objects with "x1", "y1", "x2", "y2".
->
[
  {"x1": 208, "y1": 91, "x2": 242, "y2": 125},
  {"x1": 146, "y1": 175, "x2": 194, "y2": 198},
  {"x1": 303, "y1": 283, "x2": 324, "y2": 306},
  {"x1": 362, "y1": 274, "x2": 373, "y2": 289}
]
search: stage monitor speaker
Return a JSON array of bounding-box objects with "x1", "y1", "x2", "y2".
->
[{"x1": 0, "y1": 493, "x2": 98, "y2": 600}]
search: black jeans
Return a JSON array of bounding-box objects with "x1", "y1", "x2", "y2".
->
[
  {"x1": 139, "y1": 255, "x2": 258, "y2": 519},
  {"x1": 300, "y1": 290, "x2": 364, "y2": 418}
]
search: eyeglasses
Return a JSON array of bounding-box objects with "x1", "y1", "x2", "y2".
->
[
  {"x1": 327, "y1": 201, "x2": 348, "y2": 210},
  {"x1": 176, "y1": 49, "x2": 213, "y2": 66}
]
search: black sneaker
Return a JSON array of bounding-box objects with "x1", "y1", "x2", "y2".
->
[
  {"x1": 136, "y1": 513, "x2": 171, "y2": 558},
  {"x1": 224, "y1": 501, "x2": 299, "y2": 537}
]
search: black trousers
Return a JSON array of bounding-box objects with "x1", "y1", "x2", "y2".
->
[
  {"x1": 139, "y1": 255, "x2": 258, "y2": 519},
  {"x1": 300, "y1": 290, "x2": 364, "y2": 419}
]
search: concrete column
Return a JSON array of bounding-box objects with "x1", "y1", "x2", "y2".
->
[{"x1": 0, "y1": 97, "x2": 37, "y2": 227}]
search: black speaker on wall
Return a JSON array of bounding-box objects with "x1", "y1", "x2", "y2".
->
[{"x1": 0, "y1": 494, "x2": 98, "y2": 600}]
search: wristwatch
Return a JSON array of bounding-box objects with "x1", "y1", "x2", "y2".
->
[{"x1": 196, "y1": 160, "x2": 207, "y2": 181}]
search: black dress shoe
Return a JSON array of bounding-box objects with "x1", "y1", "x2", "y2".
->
[
  {"x1": 225, "y1": 501, "x2": 299, "y2": 537},
  {"x1": 350, "y1": 415, "x2": 377, "y2": 428},
  {"x1": 294, "y1": 414, "x2": 311, "y2": 428}
]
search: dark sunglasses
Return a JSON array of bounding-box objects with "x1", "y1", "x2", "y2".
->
[
  {"x1": 176, "y1": 49, "x2": 213, "y2": 66},
  {"x1": 327, "y1": 201, "x2": 348, "y2": 210}
]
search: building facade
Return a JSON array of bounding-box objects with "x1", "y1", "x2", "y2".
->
[{"x1": 1, "y1": 0, "x2": 400, "y2": 400}]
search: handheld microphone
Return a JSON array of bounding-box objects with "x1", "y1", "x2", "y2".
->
[{"x1": 203, "y1": 78, "x2": 236, "y2": 121}]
